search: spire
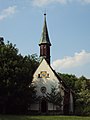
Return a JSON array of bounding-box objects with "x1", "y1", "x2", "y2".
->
[{"x1": 39, "y1": 13, "x2": 51, "y2": 46}]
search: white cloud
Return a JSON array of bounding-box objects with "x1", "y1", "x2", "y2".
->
[
  {"x1": 51, "y1": 50, "x2": 90, "y2": 72},
  {"x1": 79, "y1": 0, "x2": 90, "y2": 4},
  {"x1": 32, "y1": 0, "x2": 69, "y2": 7},
  {"x1": 32, "y1": 0, "x2": 90, "y2": 6},
  {"x1": 0, "y1": 6, "x2": 17, "y2": 21}
]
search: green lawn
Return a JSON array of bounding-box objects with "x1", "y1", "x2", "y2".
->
[{"x1": 0, "y1": 115, "x2": 90, "y2": 120}]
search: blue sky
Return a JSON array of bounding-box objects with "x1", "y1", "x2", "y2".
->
[{"x1": 0, "y1": 0, "x2": 90, "y2": 78}]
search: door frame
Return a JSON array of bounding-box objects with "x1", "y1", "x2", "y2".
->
[{"x1": 40, "y1": 99, "x2": 48, "y2": 113}]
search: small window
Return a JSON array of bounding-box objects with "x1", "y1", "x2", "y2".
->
[{"x1": 38, "y1": 74, "x2": 41, "y2": 78}]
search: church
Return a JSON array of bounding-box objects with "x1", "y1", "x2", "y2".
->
[{"x1": 30, "y1": 14, "x2": 74, "y2": 115}]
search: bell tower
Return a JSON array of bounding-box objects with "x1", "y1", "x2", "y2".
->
[{"x1": 39, "y1": 14, "x2": 51, "y2": 65}]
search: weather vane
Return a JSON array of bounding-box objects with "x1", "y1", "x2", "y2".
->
[{"x1": 44, "y1": 9, "x2": 47, "y2": 16}]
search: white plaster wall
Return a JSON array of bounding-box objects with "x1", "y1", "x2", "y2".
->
[
  {"x1": 32, "y1": 59, "x2": 64, "y2": 95},
  {"x1": 48, "y1": 103, "x2": 58, "y2": 110},
  {"x1": 31, "y1": 59, "x2": 64, "y2": 111}
]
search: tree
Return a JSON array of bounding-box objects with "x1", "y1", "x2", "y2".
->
[
  {"x1": 46, "y1": 85, "x2": 63, "y2": 113},
  {"x1": 0, "y1": 37, "x2": 4, "y2": 45},
  {"x1": 0, "y1": 38, "x2": 39, "y2": 114},
  {"x1": 57, "y1": 73, "x2": 90, "y2": 116},
  {"x1": 75, "y1": 76, "x2": 90, "y2": 115},
  {"x1": 24, "y1": 84, "x2": 38, "y2": 112},
  {"x1": 58, "y1": 73, "x2": 78, "y2": 90},
  {"x1": 0, "y1": 40, "x2": 19, "y2": 113}
]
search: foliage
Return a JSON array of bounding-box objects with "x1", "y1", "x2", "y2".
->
[
  {"x1": 58, "y1": 73, "x2": 78, "y2": 90},
  {"x1": 46, "y1": 85, "x2": 63, "y2": 111},
  {"x1": 75, "y1": 76, "x2": 90, "y2": 115},
  {"x1": 0, "y1": 38, "x2": 39, "y2": 114},
  {"x1": 58, "y1": 73, "x2": 90, "y2": 116},
  {"x1": 0, "y1": 38, "x2": 90, "y2": 115}
]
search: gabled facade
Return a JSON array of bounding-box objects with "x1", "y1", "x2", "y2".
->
[
  {"x1": 30, "y1": 14, "x2": 74, "y2": 115},
  {"x1": 31, "y1": 59, "x2": 64, "y2": 114}
]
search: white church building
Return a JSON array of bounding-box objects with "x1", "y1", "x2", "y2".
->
[{"x1": 30, "y1": 14, "x2": 74, "y2": 115}]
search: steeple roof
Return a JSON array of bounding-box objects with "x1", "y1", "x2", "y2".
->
[{"x1": 39, "y1": 14, "x2": 51, "y2": 46}]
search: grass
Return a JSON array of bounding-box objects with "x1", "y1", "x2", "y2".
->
[{"x1": 0, "y1": 115, "x2": 90, "y2": 120}]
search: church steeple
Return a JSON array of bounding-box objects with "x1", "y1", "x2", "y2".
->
[
  {"x1": 39, "y1": 14, "x2": 51, "y2": 65},
  {"x1": 39, "y1": 13, "x2": 51, "y2": 46}
]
